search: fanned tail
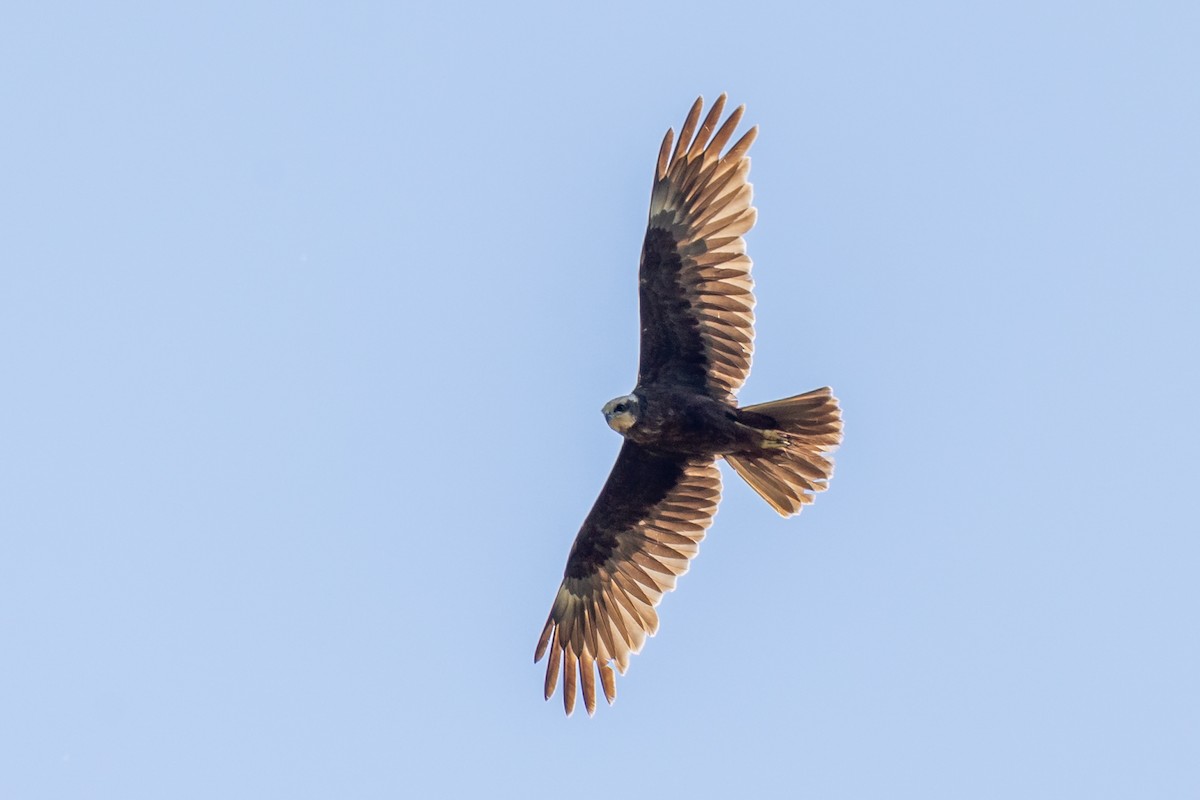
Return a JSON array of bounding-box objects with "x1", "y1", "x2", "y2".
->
[{"x1": 725, "y1": 387, "x2": 842, "y2": 516}]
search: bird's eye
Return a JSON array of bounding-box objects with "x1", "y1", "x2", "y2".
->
[{"x1": 614, "y1": 402, "x2": 628, "y2": 414}]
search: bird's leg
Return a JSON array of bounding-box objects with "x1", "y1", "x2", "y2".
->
[{"x1": 758, "y1": 429, "x2": 792, "y2": 450}]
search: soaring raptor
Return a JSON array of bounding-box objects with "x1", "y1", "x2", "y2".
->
[{"x1": 535, "y1": 96, "x2": 842, "y2": 716}]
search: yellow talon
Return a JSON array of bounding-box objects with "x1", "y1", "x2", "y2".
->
[{"x1": 760, "y1": 430, "x2": 791, "y2": 450}]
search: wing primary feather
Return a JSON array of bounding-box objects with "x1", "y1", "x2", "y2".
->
[
  {"x1": 692, "y1": 159, "x2": 750, "y2": 217},
  {"x1": 669, "y1": 170, "x2": 706, "y2": 215},
  {"x1": 613, "y1": 575, "x2": 661, "y2": 634},
  {"x1": 544, "y1": 627, "x2": 562, "y2": 700},
  {"x1": 656, "y1": 129, "x2": 674, "y2": 181},
  {"x1": 611, "y1": 570, "x2": 654, "y2": 622},
  {"x1": 562, "y1": 649, "x2": 578, "y2": 716},
  {"x1": 687, "y1": 93, "x2": 727, "y2": 159},
  {"x1": 706, "y1": 103, "x2": 745, "y2": 156},
  {"x1": 692, "y1": 184, "x2": 753, "y2": 230},
  {"x1": 725, "y1": 125, "x2": 758, "y2": 162},
  {"x1": 580, "y1": 652, "x2": 597, "y2": 716},
  {"x1": 681, "y1": 157, "x2": 726, "y2": 207},
  {"x1": 584, "y1": 600, "x2": 602, "y2": 661},
  {"x1": 610, "y1": 578, "x2": 655, "y2": 639},
  {"x1": 594, "y1": 593, "x2": 619, "y2": 661},
  {"x1": 569, "y1": 600, "x2": 586, "y2": 662},
  {"x1": 556, "y1": 596, "x2": 575, "y2": 660},
  {"x1": 534, "y1": 614, "x2": 554, "y2": 663},
  {"x1": 672, "y1": 97, "x2": 704, "y2": 163},
  {"x1": 604, "y1": 587, "x2": 643, "y2": 652},
  {"x1": 599, "y1": 662, "x2": 617, "y2": 705}
]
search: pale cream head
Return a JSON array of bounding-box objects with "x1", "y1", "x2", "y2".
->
[{"x1": 602, "y1": 394, "x2": 640, "y2": 434}]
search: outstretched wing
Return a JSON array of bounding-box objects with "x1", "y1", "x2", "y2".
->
[
  {"x1": 638, "y1": 94, "x2": 758, "y2": 402},
  {"x1": 535, "y1": 442, "x2": 721, "y2": 716}
]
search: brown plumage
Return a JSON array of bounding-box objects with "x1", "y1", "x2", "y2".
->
[{"x1": 536, "y1": 96, "x2": 843, "y2": 716}]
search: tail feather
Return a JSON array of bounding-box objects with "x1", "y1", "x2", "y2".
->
[{"x1": 725, "y1": 387, "x2": 842, "y2": 516}]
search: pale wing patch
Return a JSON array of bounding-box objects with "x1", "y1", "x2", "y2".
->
[
  {"x1": 534, "y1": 459, "x2": 721, "y2": 716},
  {"x1": 649, "y1": 94, "x2": 759, "y2": 400}
]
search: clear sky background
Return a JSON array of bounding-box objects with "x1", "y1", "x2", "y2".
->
[{"x1": 3, "y1": 2, "x2": 1198, "y2": 798}]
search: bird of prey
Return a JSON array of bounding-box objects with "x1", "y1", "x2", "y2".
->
[{"x1": 535, "y1": 95, "x2": 842, "y2": 716}]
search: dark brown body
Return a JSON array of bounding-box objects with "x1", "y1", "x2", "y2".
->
[
  {"x1": 623, "y1": 385, "x2": 768, "y2": 457},
  {"x1": 536, "y1": 96, "x2": 842, "y2": 717}
]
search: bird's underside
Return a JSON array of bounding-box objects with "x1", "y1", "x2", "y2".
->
[{"x1": 535, "y1": 95, "x2": 843, "y2": 716}]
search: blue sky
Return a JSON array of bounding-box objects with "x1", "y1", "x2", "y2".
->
[{"x1": 3, "y1": 2, "x2": 1198, "y2": 798}]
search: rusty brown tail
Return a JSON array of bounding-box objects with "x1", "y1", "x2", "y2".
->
[{"x1": 725, "y1": 387, "x2": 843, "y2": 516}]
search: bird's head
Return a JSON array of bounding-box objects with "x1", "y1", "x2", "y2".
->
[{"x1": 602, "y1": 394, "x2": 640, "y2": 434}]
